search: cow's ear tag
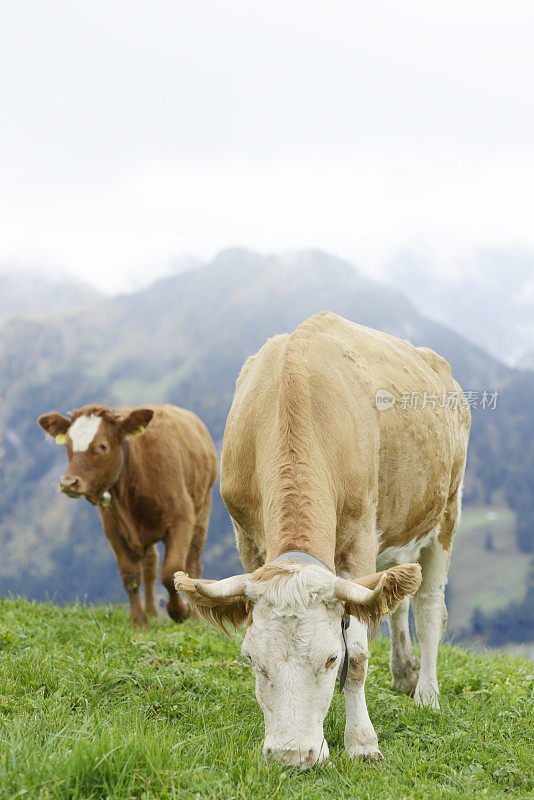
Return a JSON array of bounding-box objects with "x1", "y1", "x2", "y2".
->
[
  {"x1": 55, "y1": 433, "x2": 66, "y2": 445},
  {"x1": 131, "y1": 425, "x2": 145, "y2": 438}
]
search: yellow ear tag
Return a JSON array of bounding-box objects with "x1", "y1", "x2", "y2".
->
[
  {"x1": 55, "y1": 433, "x2": 66, "y2": 445},
  {"x1": 131, "y1": 425, "x2": 145, "y2": 438}
]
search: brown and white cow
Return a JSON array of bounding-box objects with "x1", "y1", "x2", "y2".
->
[
  {"x1": 175, "y1": 312, "x2": 470, "y2": 768},
  {"x1": 39, "y1": 404, "x2": 218, "y2": 626}
]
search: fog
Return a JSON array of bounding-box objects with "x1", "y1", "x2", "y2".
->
[{"x1": 1, "y1": 0, "x2": 534, "y2": 291}]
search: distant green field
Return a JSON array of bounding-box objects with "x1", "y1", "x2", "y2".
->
[
  {"x1": 457, "y1": 507, "x2": 514, "y2": 533},
  {"x1": 0, "y1": 599, "x2": 532, "y2": 800},
  {"x1": 447, "y1": 506, "x2": 529, "y2": 636}
]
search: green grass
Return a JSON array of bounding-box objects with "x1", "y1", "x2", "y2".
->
[{"x1": 0, "y1": 599, "x2": 532, "y2": 800}]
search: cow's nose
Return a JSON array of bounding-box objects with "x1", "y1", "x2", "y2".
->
[
  {"x1": 264, "y1": 746, "x2": 317, "y2": 770},
  {"x1": 60, "y1": 475, "x2": 81, "y2": 492}
]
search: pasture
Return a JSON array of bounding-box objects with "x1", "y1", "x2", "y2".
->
[
  {"x1": 447, "y1": 506, "x2": 526, "y2": 636},
  {"x1": 0, "y1": 598, "x2": 531, "y2": 800}
]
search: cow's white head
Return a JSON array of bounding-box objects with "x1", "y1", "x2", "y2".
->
[{"x1": 175, "y1": 561, "x2": 421, "y2": 770}]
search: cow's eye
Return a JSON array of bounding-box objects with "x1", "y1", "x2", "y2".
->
[
  {"x1": 325, "y1": 654, "x2": 338, "y2": 668},
  {"x1": 98, "y1": 443, "x2": 107, "y2": 453}
]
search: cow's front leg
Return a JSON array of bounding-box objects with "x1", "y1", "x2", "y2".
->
[
  {"x1": 121, "y1": 567, "x2": 147, "y2": 627},
  {"x1": 232, "y1": 519, "x2": 263, "y2": 572},
  {"x1": 162, "y1": 503, "x2": 195, "y2": 621},
  {"x1": 343, "y1": 617, "x2": 383, "y2": 762},
  {"x1": 388, "y1": 596, "x2": 420, "y2": 695},
  {"x1": 142, "y1": 544, "x2": 159, "y2": 617},
  {"x1": 103, "y1": 520, "x2": 147, "y2": 627}
]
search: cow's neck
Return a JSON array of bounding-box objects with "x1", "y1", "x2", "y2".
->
[
  {"x1": 266, "y1": 526, "x2": 336, "y2": 572},
  {"x1": 98, "y1": 439, "x2": 129, "y2": 508},
  {"x1": 262, "y1": 459, "x2": 337, "y2": 570},
  {"x1": 100, "y1": 443, "x2": 143, "y2": 556},
  {"x1": 267, "y1": 333, "x2": 338, "y2": 572}
]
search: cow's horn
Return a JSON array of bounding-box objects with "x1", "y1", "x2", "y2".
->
[
  {"x1": 194, "y1": 573, "x2": 249, "y2": 599},
  {"x1": 334, "y1": 572, "x2": 388, "y2": 605}
]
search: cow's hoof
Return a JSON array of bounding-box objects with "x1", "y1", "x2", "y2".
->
[
  {"x1": 391, "y1": 657, "x2": 420, "y2": 696},
  {"x1": 166, "y1": 598, "x2": 190, "y2": 623},
  {"x1": 347, "y1": 744, "x2": 384, "y2": 763},
  {"x1": 414, "y1": 685, "x2": 440, "y2": 709}
]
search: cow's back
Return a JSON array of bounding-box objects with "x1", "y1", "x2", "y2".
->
[
  {"x1": 127, "y1": 405, "x2": 218, "y2": 515},
  {"x1": 221, "y1": 312, "x2": 470, "y2": 561},
  {"x1": 301, "y1": 313, "x2": 470, "y2": 546}
]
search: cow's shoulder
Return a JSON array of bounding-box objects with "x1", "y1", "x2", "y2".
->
[
  {"x1": 415, "y1": 346, "x2": 453, "y2": 382},
  {"x1": 236, "y1": 333, "x2": 290, "y2": 389}
]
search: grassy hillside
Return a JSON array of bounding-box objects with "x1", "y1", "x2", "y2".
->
[
  {"x1": 0, "y1": 599, "x2": 531, "y2": 800},
  {"x1": 447, "y1": 506, "x2": 527, "y2": 634}
]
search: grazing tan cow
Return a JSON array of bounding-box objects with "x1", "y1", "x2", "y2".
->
[
  {"x1": 39, "y1": 404, "x2": 218, "y2": 626},
  {"x1": 175, "y1": 311, "x2": 470, "y2": 768}
]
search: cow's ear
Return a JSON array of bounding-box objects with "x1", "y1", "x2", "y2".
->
[
  {"x1": 340, "y1": 564, "x2": 422, "y2": 630},
  {"x1": 38, "y1": 412, "x2": 71, "y2": 443},
  {"x1": 174, "y1": 572, "x2": 249, "y2": 633},
  {"x1": 121, "y1": 408, "x2": 154, "y2": 438}
]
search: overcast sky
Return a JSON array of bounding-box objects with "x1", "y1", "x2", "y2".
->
[{"x1": 1, "y1": 0, "x2": 534, "y2": 292}]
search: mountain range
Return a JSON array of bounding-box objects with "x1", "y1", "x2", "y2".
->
[
  {"x1": 0, "y1": 249, "x2": 532, "y2": 645},
  {"x1": 0, "y1": 269, "x2": 101, "y2": 320},
  {"x1": 386, "y1": 248, "x2": 534, "y2": 367}
]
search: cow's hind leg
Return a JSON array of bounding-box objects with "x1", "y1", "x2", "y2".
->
[
  {"x1": 412, "y1": 491, "x2": 460, "y2": 708},
  {"x1": 142, "y1": 544, "x2": 159, "y2": 617},
  {"x1": 343, "y1": 617, "x2": 383, "y2": 762},
  {"x1": 388, "y1": 597, "x2": 419, "y2": 695},
  {"x1": 161, "y1": 506, "x2": 195, "y2": 622},
  {"x1": 412, "y1": 538, "x2": 450, "y2": 708},
  {"x1": 185, "y1": 493, "x2": 211, "y2": 579}
]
